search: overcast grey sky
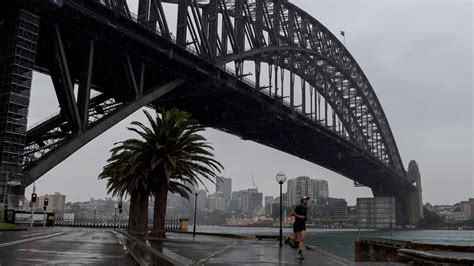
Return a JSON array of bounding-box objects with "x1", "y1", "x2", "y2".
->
[{"x1": 25, "y1": 0, "x2": 473, "y2": 205}]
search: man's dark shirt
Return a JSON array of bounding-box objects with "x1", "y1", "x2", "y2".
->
[{"x1": 294, "y1": 204, "x2": 308, "y2": 224}]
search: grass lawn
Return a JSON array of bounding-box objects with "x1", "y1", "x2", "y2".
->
[{"x1": 0, "y1": 221, "x2": 17, "y2": 229}]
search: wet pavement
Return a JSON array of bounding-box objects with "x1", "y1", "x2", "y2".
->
[
  {"x1": 0, "y1": 227, "x2": 135, "y2": 265},
  {"x1": 145, "y1": 232, "x2": 359, "y2": 265},
  {"x1": 429, "y1": 250, "x2": 474, "y2": 259}
]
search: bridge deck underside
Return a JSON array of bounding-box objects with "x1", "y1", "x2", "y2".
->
[{"x1": 157, "y1": 84, "x2": 403, "y2": 195}]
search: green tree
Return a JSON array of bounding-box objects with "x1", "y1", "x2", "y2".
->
[
  {"x1": 108, "y1": 108, "x2": 222, "y2": 238},
  {"x1": 418, "y1": 207, "x2": 445, "y2": 229}
]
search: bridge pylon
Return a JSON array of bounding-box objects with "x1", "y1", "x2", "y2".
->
[
  {"x1": 0, "y1": 9, "x2": 40, "y2": 205},
  {"x1": 372, "y1": 161, "x2": 423, "y2": 227}
]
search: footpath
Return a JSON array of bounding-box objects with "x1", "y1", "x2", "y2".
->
[{"x1": 118, "y1": 231, "x2": 404, "y2": 265}]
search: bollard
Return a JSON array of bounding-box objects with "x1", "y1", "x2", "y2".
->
[{"x1": 179, "y1": 217, "x2": 189, "y2": 232}]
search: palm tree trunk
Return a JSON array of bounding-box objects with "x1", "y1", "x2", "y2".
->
[
  {"x1": 128, "y1": 190, "x2": 139, "y2": 234},
  {"x1": 135, "y1": 190, "x2": 149, "y2": 235},
  {"x1": 150, "y1": 178, "x2": 168, "y2": 238}
]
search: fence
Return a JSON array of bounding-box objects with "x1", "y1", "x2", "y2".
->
[{"x1": 53, "y1": 217, "x2": 186, "y2": 231}]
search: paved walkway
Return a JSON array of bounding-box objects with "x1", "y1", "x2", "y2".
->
[
  {"x1": 143, "y1": 232, "x2": 399, "y2": 265},
  {"x1": 0, "y1": 228, "x2": 135, "y2": 265}
]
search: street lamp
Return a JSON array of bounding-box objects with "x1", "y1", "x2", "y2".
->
[
  {"x1": 93, "y1": 206, "x2": 97, "y2": 226},
  {"x1": 275, "y1": 171, "x2": 287, "y2": 247},
  {"x1": 193, "y1": 192, "x2": 198, "y2": 238},
  {"x1": 114, "y1": 205, "x2": 117, "y2": 228}
]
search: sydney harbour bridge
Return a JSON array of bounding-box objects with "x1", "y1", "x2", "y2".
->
[{"x1": 1, "y1": 0, "x2": 419, "y2": 224}]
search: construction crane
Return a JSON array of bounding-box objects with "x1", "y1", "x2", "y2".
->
[{"x1": 251, "y1": 174, "x2": 257, "y2": 189}]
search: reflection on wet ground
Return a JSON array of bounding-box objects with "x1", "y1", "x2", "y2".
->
[
  {"x1": 145, "y1": 232, "x2": 356, "y2": 265},
  {"x1": 0, "y1": 228, "x2": 135, "y2": 265}
]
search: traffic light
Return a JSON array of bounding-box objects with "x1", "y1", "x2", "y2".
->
[
  {"x1": 118, "y1": 201, "x2": 122, "y2": 213},
  {"x1": 31, "y1": 193, "x2": 37, "y2": 203},
  {"x1": 43, "y1": 197, "x2": 49, "y2": 206}
]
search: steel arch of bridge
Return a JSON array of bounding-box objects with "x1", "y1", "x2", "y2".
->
[
  {"x1": 135, "y1": 0, "x2": 406, "y2": 178},
  {"x1": 6, "y1": 0, "x2": 409, "y2": 186}
]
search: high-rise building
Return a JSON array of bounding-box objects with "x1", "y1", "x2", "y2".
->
[
  {"x1": 281, "y1": 193, "x2": 287, "y2": 208},
  {"x1": 312, "y1": 179, "x2": 329, "y2": 198},
  {"x1": 39, "y1": 192, "x2": 66, "y2": 212},
  {"x1": 264, "y1": 196, "x2": 274, "y2": 207},
  {"x1": 287, "y1": 176, "x2": 311, "y2": 207},
  {"x1": 208, "y1": 195, "x2": 226, "y2": 211},
  {"x1": 249, "y1": 188, "x2": 263, "y2": 213},
  {"x1": 51, "y1": 192, "x2": 66, "y2": 212},
  {"x1": 229, "y1": 198, "x2": 240, "y2": 212},
  {"x1": 192, "y1": 188, "x2": 207, "y2": 210},
  {"x1": 460, "y1": 198, "x2": 474, "y2": 219},
  {"x1": 216, "y1": 177, "x2": 232, "y2": 201},
  {"x1": 231, "y1": 188, "x2": 263, "y2": 214},
  {"x1": 287, "y1": 176, "x2": 330, "y2": 207},
  {"x1": 287, "y1": 179, "x2": 296, "y2": 207},
  {"x1": 313, "y1": 197, "x2": 347, "y2": 219}
]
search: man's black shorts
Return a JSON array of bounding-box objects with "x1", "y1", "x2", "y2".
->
[{"x1": 293, "y1": 222, "x2": 306, "y2": 232}]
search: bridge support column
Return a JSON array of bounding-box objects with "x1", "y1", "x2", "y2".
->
[
  {"x1": 394, "y1": 189, "x2": 422, "y2": 227},
  {"x1": 0, "y1": 10, "x2": 39, "y2": 205},
  {"x1": 394, "y1": 194, "x2": 410, "y2": 226},
  {"x1": 407, "y1": 160, "x2": 424, "y2": 224},
  {"x1": 372, "y1": 188, "x2": 416, "y2": 227}
]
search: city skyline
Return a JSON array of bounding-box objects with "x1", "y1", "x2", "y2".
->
[{"x1": 23, "y1": 0, "x2": 472, "y2": 206}]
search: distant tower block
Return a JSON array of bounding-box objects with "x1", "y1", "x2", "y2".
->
[{"x1": 407, "y1": 160, "x2": 424, "y2": 222}]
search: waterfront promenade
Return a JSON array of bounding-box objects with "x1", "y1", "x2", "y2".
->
[
  {"x1": 120, "y1": 230, "x2": 411, "y2": 265},
  {"x1": 1, "y1": 227, "x2": 472, "y2": 265},
  {"x1": 0, "y1": 227, "x2": 399, "y2": 265},
  {"x1": 0, "y1": 227, "x2": 360, "y2": 265},
  {"x1": 126, "y1": 231, "x2": 356, "y2": 265}
]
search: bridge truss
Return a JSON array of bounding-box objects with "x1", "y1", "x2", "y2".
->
[{"x1": 0, "y1": 0, "x2": 415, "y2": 222}]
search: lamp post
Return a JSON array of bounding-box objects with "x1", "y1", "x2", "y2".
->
[
  {"x1": 193, "y1": 192, "x2": 198, "y2": 238},
  {"x1": 275, "y1": 172, "x2": 287, "y2": 247},
  {"x1": 114, "y1": 206, "x2": 117, "y2": 228},
  {"x1": 93, "y1": 206, "x2": 97, "y2": 226}
]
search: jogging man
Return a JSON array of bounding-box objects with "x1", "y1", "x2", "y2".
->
[{"x1": 287, "y1": 196, "x2": 309, "y2": 260}]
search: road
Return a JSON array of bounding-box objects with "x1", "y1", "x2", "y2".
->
[{"x1": 0, "y1": 228, "x2": 135, "y2": 265}]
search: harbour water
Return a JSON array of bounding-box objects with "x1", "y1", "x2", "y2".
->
[{"x1": 192, "y1": 226, "x2": 474, "y2": 260}]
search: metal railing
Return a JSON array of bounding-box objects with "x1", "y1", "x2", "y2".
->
[{"x1": 53, "y1": 217, "x2": 183, "y2": 230}]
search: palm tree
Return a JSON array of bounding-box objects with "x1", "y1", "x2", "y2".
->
[
  {"x1": 99, "y1": 150, "x2": 149, "y2": 235},
  {"x1": 123, "y1": 108, "x2": 223, "y2": 238},
  {"x1": 99, "y1": 145, "x2": 200, "y2": 235}
]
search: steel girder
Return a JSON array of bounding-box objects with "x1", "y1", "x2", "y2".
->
[
  {"x1": 14, "y1": 0, "x2": 409, "y2": 189},
  {"x1": 156, "y1": 0, "x2": 406, "y2": 179},
  {"x1": 223, "y1": 48, "x2": 370, "y2": 155},
  {"x1": 23, "y1": 79, "x2": 184, "y2": 185},
  {"x1": 17, "y1": 3, "x2": 192, "y2": 186}
]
